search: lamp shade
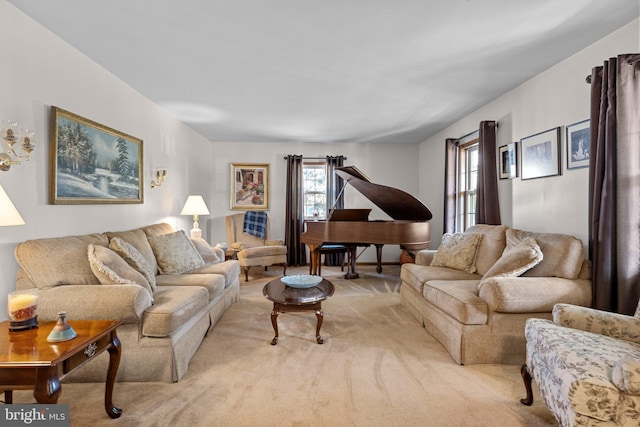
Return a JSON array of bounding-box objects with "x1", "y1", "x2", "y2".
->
[
  {"x1": 180, "y1": 195, "x2": 210, "y2": 216},
  {"x1": 0, "y1": 184, "x2": 25, "y2": 226}
]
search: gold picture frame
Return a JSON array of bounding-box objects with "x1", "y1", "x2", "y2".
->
[
  {"x1": 50, "y1": 107, "x2": 143, "y2": 204},
  {"x1": 230, "y1": 163, "x2": 269, "y2": 210}
]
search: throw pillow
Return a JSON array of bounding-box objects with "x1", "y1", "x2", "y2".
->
[
  {"x1": 148, "y1": 230, "x2": 205, "y2": 274},
  {"x1": 431, "y1": 232, "x2": 483, "y2": 273},
  {"x1": 481, "y1": 236, "x2": 543, "y2": 281},
  {"x1": 87, "y1": 244, "x2": 154, "y2": 299},
  {"x1": 109, "y1": 237, "x2": 157, "y2": 291},
  {"x1": 190, "y1": 238, "x2": 221, "y2": 264}
]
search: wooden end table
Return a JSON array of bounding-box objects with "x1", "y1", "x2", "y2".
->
[
  {"x1": 263, "y1": 277, "x2": 335, "y2": 345},
  {"x1": 0, "y1": 319, "x2": 123, "y2": 419}
]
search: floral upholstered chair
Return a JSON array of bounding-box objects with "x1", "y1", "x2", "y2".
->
[{"x1": 521, "y1": 301, "x2": 640, "y2": 426}]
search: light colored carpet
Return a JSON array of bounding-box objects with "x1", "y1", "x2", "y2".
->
[{"x1": 12, "y1": 265, "x2": 556, "y2": 426}]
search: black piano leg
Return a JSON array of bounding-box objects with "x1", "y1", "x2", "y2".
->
[
  {"x1": 375, "y1": 244, "x2": 383, "y2": 273},
  {"x1": 344, "y1": 245, "x2": 359, "y2": 279}
]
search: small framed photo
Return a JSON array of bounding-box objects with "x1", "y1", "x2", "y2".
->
[
  {"x1": 49, "y1": 107, "x2": 143, "y2": 204},
  {"x1": 520, "y1": 127, "x2": 561, "y2": 180},
  {"x1": 230, "y1": 163, "x2": 269, "y2": 210},
  {"x1": 566, "y1": 119, "x2": 590, "y2": 170},
  {"x1": 498, "y1": 142, "x2": 518, "y2": 179}
]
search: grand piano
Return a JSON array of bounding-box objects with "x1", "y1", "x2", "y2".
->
[{"x1": 301, "y1": 166, "x2": 432, "y2": 279}]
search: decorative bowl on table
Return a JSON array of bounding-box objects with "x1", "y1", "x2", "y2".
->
[{"x1": 281, "y1": 275, "x2": 323, "y2": 289}]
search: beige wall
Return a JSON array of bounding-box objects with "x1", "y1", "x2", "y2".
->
[{"x1": 419, "y1": 18, "x2": 640, "y2": 249}]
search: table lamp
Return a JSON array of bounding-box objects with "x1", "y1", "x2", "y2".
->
[{"x1": 180, "y1": 195, "x2": 210, "y2": 239}]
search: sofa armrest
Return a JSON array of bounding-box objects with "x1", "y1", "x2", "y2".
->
[
  {"x1": 415, "y1": 250, "x2": 436, "y2": 266},
  {"x1": 612, "y1": 359, "x2": 640, "y2": 395},
  {"x1": 478, "y1": 277, "x2": 592, "y2": 313},
  {"x1": 553, "y1": 303, "x2": 640, "y2": 345},
  {"x1": 35, "y1": 284, "x2": 152, "y2": 324}
]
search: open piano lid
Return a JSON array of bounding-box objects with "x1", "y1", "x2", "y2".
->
[{"x1": 335, "y1": 166, "x2": 432, "y2": 221}]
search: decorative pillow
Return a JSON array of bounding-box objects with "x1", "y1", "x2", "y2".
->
[
  {"x1": 431, "y1": 232, "x2": 483, "y2": 273},
  {"x1": 109, "y1": 237, "x2": 157, "y2": 291},
  {"x1": 87, "y1": 244, "x2": 154, "y2": 300},
  {"x1": 190, "y1": 238, "x2": 221, "y2": 264},
  {"x1": 148, "y1": 230, "x2": 205, "y2": 274},
  {"x1": 481, "y1": 236, "x2": 543, "y2": 281}
]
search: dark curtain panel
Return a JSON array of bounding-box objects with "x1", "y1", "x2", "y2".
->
[
  {"x1": 443, "y1": 138, "x2": 458, "y2": 234},
  {"x1": 589, "y1": 54, "x2": 640, "y2": 314},
  {"x1": 285, "y1": 155, "x2": 306, "y2": 266},
  {"x1": 475, "y1": 121, "x2": 501, "y2": 225},
  {"x1": 325, "y1": 156, "x2": 346, "y2": 266}
]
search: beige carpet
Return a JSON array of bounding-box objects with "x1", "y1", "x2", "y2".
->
[{"x1": 12, "y1": 265, "x2": 556, "y2": 426}]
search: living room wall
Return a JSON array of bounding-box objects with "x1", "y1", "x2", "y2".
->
[{"x1": 418, "y1": 18, "x2": 640, "y2": 250}]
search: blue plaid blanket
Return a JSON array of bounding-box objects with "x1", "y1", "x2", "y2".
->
[{"x1": 243, "y1": 211, "x2": 268, "y2": 240}]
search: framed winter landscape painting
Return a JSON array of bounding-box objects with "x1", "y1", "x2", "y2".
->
[{"x1": 49, "y1": 107, "x2": 143, "y2": 204}]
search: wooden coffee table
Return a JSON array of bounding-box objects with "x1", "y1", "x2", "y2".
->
[
  {"x1": 0, "y1": 319, "x2": 123, "y2": 419},
  {"x1": 263, "y1": 277, "x2": 335, "y2": 345}
]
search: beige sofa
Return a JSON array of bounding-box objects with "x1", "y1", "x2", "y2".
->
[
  {"x1": 14, "y1": 223, "x2": 240, "y2": 383},
  {"x1": 400, "y1": 224, "x2": 592, "y2": 365}
]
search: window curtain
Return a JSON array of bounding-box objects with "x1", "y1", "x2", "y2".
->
[
  {"x1": 285, "y1": 155, "x2": 306, "y2": 266},
  {"x1": 588, "y1": 54, "x2": 640, "y2": 314},
  {"x1": 475, "y1": 120, "x2": 501, "y2": 225},
  {"x1": 324, "y1": 155, "x2": 346, "y2": 266},
  {"x1": 443, "y1": 138, "x2": 458, "y2": 234}
]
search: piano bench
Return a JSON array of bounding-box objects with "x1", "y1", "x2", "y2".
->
[{"x1": 312, "y1": 245, "x2": 349, "y2": 276}]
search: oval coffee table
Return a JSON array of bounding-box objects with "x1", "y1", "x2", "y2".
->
[{"x1": 263, "y1": 277, "x2": 335, "y2": 345}]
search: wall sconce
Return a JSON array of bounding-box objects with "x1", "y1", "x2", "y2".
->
[
  {"x1": 0, "y1": 119, "x2": 36, "y2": 172},
  {"x1": 150, "y1": 167, "x2": 167, "y2": 189}
]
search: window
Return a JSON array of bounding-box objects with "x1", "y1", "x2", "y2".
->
[
  {"x1": 458, "y1": 141, "x2": 478, "y2": 231},
  {"x1": 303, "y1": 162, "x2": 327, "y2": 220}
]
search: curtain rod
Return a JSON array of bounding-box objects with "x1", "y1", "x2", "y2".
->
[{"x1": 282, "y1": 156, "x2": 347, "y2": 160}]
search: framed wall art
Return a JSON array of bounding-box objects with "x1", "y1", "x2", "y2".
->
[
  {"x1": 230, "y1": 163, "x2": 269, "y2": 210},
  {"x1": 566, "y1": 119, "x2": 590, "y2": 170},
  {"x1": 498, "y1": 142, "x2": 518, "y2": 179},
  {"x1": 520, "y1": 127, "x2": 561, "y2": 180},
  {"x1": 50, "y1": 107, "x2": 143, "y2": 204}
]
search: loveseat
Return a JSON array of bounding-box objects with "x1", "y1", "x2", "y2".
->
[
  {"x1": 521, "y1": 302, "x2": 640, "y2": 426},
  {"x1": 400, "y1": 224, "x2": 592, "y2": 365},
  {"x1": 13, "y1": 223, "x2": 240, "y2": 383}
]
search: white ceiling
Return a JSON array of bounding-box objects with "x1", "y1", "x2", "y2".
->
[{"x1": 8, "y1": 0, "x2": 640, "y2": 144}]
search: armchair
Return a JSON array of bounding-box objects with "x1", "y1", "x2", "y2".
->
[
  {"x1": 521, "y1": 301, "x2": 640, "y2": 426},
  {"x1": 226, "y1": 213, "x2": 287, "y2": 281}
]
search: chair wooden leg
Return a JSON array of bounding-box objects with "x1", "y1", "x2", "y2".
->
[
  {"x1": 282, "y1": 263, "x2": 287, "y2": 276},
  {"x1": 243, "y1": 267, "x2": 250, "y2": 282},
  {"x1": 520, "y1": 363, "x2": 534, "y2": 406}
]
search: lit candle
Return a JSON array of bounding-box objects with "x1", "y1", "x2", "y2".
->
[{"x1": 8, "y1": 293, "x2": 38, "y2": 321}]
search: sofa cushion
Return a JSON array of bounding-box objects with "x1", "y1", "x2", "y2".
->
[
  {"x1": 238, "y1": 245, "x2": 288, "y2": 259},
  {"x1": 15, "y1": 233, "x2": 108, "y2": 289},
  {"x1": 186, "y1": 261, "x2": 241, "y2": 288},
  {"x1": 109, "y1": 237, "x2": 157, "y2": 290},
  {"x1": 465, "y1": 224, "x2": 508, "y2": 276},
  {"x1": 105, "y1": 228, "x2": 158, "y2": 275},
  {"x1": 481, "y1": 236, "x2": 543, "y2": 282},
  {"x1": 431, "y1": 232, "x2": 483, "y2": 273},
  {"x1": 155, "y1": 273, "x2": 225, "y2": 302},
  {"x1": 142, "y1": 285, "x2": 209, "y2": 337},
  {"x1": 190, "y1": 238, "x2": 221, "y2": 264},
  {"x1": 422, "y1": 280, "x2": 487, "y2": 325},
  {"x1": 148, "y1": 230, "x2": 205, "y2": 274},
  {"x1": 141, "y1": 222, "x2": 175, "y2": 238},
  {"x1": 87, "y1": 244, "x2": 154, "y2": 299},
  {"x1": 401, "y1": 263, "x2": 480, "y2": 295},
  {"x1": 508, "y1": 229, "x2": 584, "y2": 279}
]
